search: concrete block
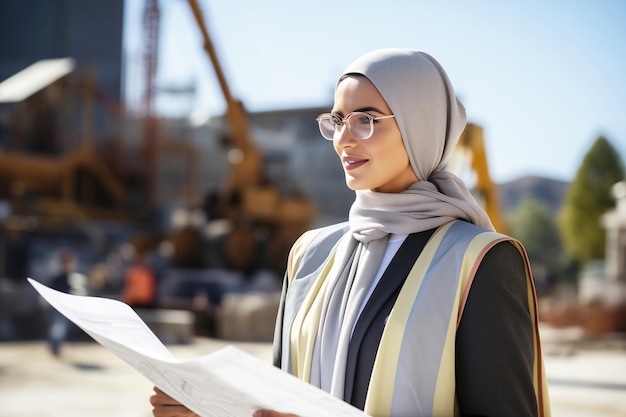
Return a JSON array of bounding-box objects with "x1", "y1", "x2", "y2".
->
[
  {"x1": 215, "y1": 292, "x2": 281, "y2": 342},
  {"x1": 137, "y1": 308, "x2": 195, "y2": 345}
]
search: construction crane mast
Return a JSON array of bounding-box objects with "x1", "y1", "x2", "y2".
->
[{"x1": 142, "y1": 0, "x2": 161, "y2": 204}]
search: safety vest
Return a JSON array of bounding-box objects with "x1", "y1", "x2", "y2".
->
[{"x1": 279, "y1": 220, "x2": 550, "y2": 417}]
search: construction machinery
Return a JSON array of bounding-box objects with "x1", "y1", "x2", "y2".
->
[
  {"x1": 185, "y1": 0, "x2": 316, "y2": 272},
  {"x1": 0, "y1": 63, "x2": 143, "y2": 225},
  {"x1": 0, "y1": 147, "x2": 129, "y2": 222},
  {"x1": 0, "y1": 0, "x2": 315, "y2": 274},
  {"x1": 447, "y1": 123, "x2": 507, "y2": 233}
]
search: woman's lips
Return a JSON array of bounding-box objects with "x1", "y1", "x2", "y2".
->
[{"x1": 343, "y1": 156, "x2": 368, "y2": 171}]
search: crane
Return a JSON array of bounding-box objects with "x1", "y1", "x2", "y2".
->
[
  {"x1": 141, "y1": 0, "x2": 161, "y2": 204},
  {"x1": 447, "y1": 123, "x2": 507, "y2": 233},
  {"x1": 185, "y1": 0, "x2": 316, "y2": 271}
]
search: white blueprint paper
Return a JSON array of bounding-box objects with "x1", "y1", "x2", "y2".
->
[{"x1": 28, "y1": 278, "x2": 368, "y2": 417}]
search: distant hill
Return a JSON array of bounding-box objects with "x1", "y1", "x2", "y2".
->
[{"x1": 498, "y1": 175, "x2": 570, "y2": 215}]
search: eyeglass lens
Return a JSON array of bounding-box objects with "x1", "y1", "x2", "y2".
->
[{"x1": 318, "y1": 113, "x2": 374, "y2": 140}]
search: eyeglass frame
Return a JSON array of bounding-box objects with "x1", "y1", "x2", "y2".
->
[{"x1": 315, "y1": 111, "x2": 396, "y2": 140}]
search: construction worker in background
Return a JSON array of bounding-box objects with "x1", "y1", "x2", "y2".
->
[
  {"x1": 122, "y1": 250, "x2": 157, "y2": 309},
  {"x1": 47, "y1": 248, "x2": 88, "y2": 356}
]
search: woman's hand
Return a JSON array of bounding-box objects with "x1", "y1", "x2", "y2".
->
[
  {"x1": 253, "y1": 410, "x2": 300, "y2": 417},
  {"x1": 149, "y1": 386, "x2": 199, "y2": 417},
  {"x1": 149, "y1": 386, "x2": 300, "y2": 417}
]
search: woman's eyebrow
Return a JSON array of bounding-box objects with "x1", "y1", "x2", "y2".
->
[
  {"x1": 331, "y1": 106, "x2": 387, "y2": 116},
  {"x1": 355, "y1": 106, "x2": 386, "y2": 114}
]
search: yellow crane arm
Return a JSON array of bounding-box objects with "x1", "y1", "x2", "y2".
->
[
  {"x1": 186, "y1": 0, "x2": 262, "y2": 193},
  {"x1": 455, "y1": 123, "x2": 507, "y2": 233}
]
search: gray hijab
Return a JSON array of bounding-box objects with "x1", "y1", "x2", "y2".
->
[{"x1": 343, "y1": 48, "x2": 495, "y2": 240}]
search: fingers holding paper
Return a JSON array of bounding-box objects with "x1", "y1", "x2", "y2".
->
[
  {"x1": 149, "y1": 386, "x2": 303, "y2": 417},
  {"x1": 252, "y1": 410, "x2": 300, "y2": 417},
  {"x1": 150, "y1": 386, "x2": 199, "y2": 417}
]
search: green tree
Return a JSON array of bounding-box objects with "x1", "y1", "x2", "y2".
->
[
  {"x1": 560, "y1": 136, "x2": 625, "y2": 264},
  {"x1": 508, "y1": 198, "x2": 564, "y2": 290}
]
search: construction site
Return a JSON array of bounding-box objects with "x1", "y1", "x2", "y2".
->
[
  {"x1": 1, "y1": 0, "x2": 624, "y2": 345},
  {"x1": 1, "y1": 2, "x2": 626, "y2": 417},
  {"x1": 0, "y1": 0, "x2": 324, "y2": 342},
  {"x1": 0, "y1": 0, "x2": 507, "y2": 344}
]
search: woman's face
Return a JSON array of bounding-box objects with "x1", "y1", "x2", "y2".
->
[{"x1": 332, "y1": 75, "x2": 418, "y2": 193}]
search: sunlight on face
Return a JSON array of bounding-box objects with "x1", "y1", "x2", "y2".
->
[{"x1": 332, "y1": 75, "x2": 418, "y2": 193}]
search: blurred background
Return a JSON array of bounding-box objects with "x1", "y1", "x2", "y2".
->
[{"x1": 0, "y1": 0, "x2": 625, "y2": 415}]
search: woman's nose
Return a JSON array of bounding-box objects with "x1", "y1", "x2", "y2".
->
[{"x1": 334, "y1": 123, "x2": 356, "y2": 147}]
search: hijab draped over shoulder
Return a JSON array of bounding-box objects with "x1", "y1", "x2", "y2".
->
[{"x1": 344, "y1": 49, "x2": 494, "y2": 241}]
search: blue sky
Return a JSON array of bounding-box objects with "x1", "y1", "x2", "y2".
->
[{"x1": 124, "y1": 0, "x2": 626, "y2": 184}]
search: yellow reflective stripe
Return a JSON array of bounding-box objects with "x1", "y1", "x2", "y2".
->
[
  {"x1": 286, "y1": 227, "x2": 323, "y2": 377},
  {"x1": 288, "y1": 229, "x2": 321, "y2": 285},
  {"x1": 289, "y1": 249, "x2": 337, "y2": 381},
  {"x1": 364, "y1": 221, "x2": 454, "y2": 417}
]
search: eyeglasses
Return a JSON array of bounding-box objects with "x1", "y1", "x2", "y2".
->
[{"x1": 316, "y1": 111, "x2": 396, "y2": 140}]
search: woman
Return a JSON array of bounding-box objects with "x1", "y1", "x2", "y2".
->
[{"x1": 151, "y1": 49, "x2": 551, "y2": 417}]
